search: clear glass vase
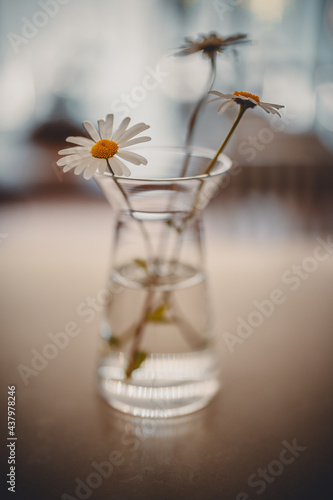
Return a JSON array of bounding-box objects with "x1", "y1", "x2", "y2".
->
[{"x1": 94, "y1": 147, "x2": 232, "y2": 418}]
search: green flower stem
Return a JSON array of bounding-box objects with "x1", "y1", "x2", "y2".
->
[
  {"x1": 106, "y1": 163, "x2": 204, "y2": 378},
  {"x1": 105, "y1": 163, "x2": 208, "y2": 378},
  {"x1": 106, "y1": 160, "x2": 154, "y2": 272},
  {"x1": 110, "y1": 104, "x2": 248, "y2": 379},
  {"x1": 155, "y1": 55, "x2": 216, "y2": 266},
  {"x1": 180, "y1": 54, "x2": 216, "y2": 177},
  {"x1": 170, "y1": 105, "x2": 248, "y2": 265},
  {"x1": 204, "y1": 104, "x2": 246, "y2": 176},
  {"x1": 125, "y1": 289, "x2": 155, "y2": 379},
  {"x1": 119, "y1": 286, "x2": 205, "y2": 378},
  {"x1": 105, "y1": 162, "x2": 161, "y2": 379},
  {"x1": 193, "y1": 104, "x2": 247, "y2": 212}
]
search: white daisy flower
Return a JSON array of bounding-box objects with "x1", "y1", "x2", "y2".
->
[
  {"x1": 208, "y1": 90, "x2": 284, "y2": 117},
  {"x1": 176, "y1": 32, "x2": 249, "y2": 59},
  {"x1": 57, "y1": 114, "x2": 151, "y2": 179}
]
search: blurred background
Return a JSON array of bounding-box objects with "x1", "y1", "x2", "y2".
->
[
  {"x1": 0, "y1": 0, "x2": 332, "y2": 197},
  {"x1": 1, "y1": 1, "x2": 333, "y2": 499}
]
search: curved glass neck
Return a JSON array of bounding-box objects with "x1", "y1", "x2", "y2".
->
[{"x1": 94, "y1": 147, "x2": 232, "y2": 214}]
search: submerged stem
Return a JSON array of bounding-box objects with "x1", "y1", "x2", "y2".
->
[
  {"x1": 108, "y1": 102, "x2": 247, "y2": 379},
  {"x1": 125, "y1": 289, "x2": 155, "y2": 379}
]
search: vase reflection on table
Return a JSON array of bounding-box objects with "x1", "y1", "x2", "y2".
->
[{"x1": 94, "y1": 147, "x2": 232, "y2": 418}]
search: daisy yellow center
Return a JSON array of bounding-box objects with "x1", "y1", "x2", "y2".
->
[
  {"x1": 91, "y1": 140, "x2": 118, "y2": 159},
  {"x1": 233, "y1": 91, "x2": 260, "y2": 103}
]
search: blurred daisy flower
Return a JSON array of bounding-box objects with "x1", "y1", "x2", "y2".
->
[
  {"x1": 176, "y1": 32, "x2": 249, "y2": 59},
  {"x1": 208, "y1": 90, "x2": 284, "y2": 116},
  {"x1": 204, "y1": 90, "x2": 284, "y2": 175},
  {"x1": 57, "y1": 114, "x2": 151, "y2": 179}
]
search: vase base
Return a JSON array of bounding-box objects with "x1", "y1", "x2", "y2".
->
[
  {"x1": 96, "y1": 350, "x2": 220, "y2": 418},
  {"x1": 97, "y1": 378, "x2": 220, "y2": 418}
]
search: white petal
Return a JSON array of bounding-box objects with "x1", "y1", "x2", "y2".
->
[
  {"x1": 112, "y1": 117, "x2": 131, "y2": 142},
  {"x1": 217, "y1": 100, "x2": 234, "y2": 114},
  {"x1": 260, "y1": 103, "x2": 281, "y2": 114},
  {"x1": 120, "y1": 163, "x2": 131, "y2": 177},
  {"x1": 209, "y1": 91, "x2": 234, "y2": 99},
  {"x1": 261, "y1": 101, "x2": 284, "y2": 109},
  {"x1": 116, "y1": 123, "x2": 150, "y2": 144},
  {"x1": 209, "y1": 90, "x2": 224, "y2": 98},
  {"x1": 57, "y1": 154, "x2": 80, "y2": 166},
  {"x1": 74, "y1": 157, "x2": 94, "y2": 175},
  {"x1": 58, "y1": 146, "x2": 90, "y2": 155},
  {"x1": 87, "y1": 157, "x2": 103, "y2": 175},
  {"x1": 207, "y1": 96, "x2": 224, "y2": 103},
  {"x1": 66, "y1": 136, "x2": 95, "y2": 147},
  {"x1": 118, "y1": 136, "x2": 151, "y2": 148},
  {"x1": 271, "y1": 108, "x2": 282, "y2": 117},
  {"x1": 266, "y1": 104, "x2": 283, "y2": 116},
  {"x1": 259, "y1": 103, "x2": 271, "y2": 114},
  {"x1": 83, "y1": 121, "x2": 100, "y2": 142},
  {"x1": 98, "y1": 119, "x2": 108, "y2": 140},
  {"x1": 104, "y1": 114, "x2": 114, "y2": 139},
  {"x1": 117, "y1": 150, "x2": 147, "y2": 165},
  {"x1": 110, "y1": 157, "x2": 131, "y2": 177},
  {"x1": 83, "y1": 162, "x2": 99, "y2": 180},
  {"x1": 261, "y1": 104, "x2": 281, "y2": 117},
  {"x1": 108, "y1": 157, "x2": 123, "y2": 176},
  {"x1": 74, "y1": 165, "x2": 86, "y2": 175},
  {"x1": 63, "y1": 159, "x2": 83, "y2": 172},
  {"x1": 97, "y1": 159, "x2": 107, "y2": 175},
  {"x1": 63, "y1": 163, "x2": 79, "y2": 173}
]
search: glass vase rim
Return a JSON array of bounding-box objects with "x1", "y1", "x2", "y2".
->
[{"x1": 93, "y1": 145, "x2": 232, "y2": 183}]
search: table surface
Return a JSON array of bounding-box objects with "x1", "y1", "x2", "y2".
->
[{"x1": 1, "y1": 190, "x2": 333, "y2": 500}]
